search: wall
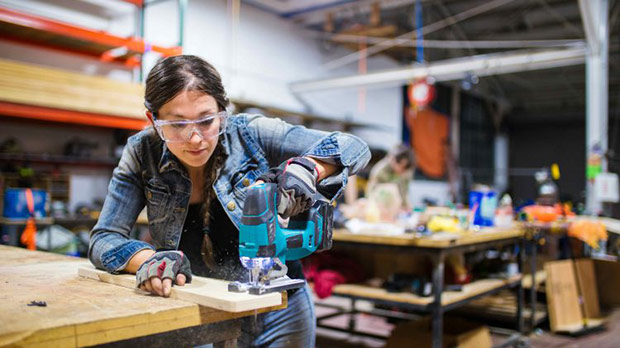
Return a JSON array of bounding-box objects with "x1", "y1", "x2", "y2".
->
[{"x1": 508, "y1": 121, "x2": 586, "y2": 205}]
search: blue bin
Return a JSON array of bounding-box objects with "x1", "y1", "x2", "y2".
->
[
  {"x1": 468, "y1": 190, "x2": 497, "y2": 227},
  {"x1": 3, "y1": 188, "x2": 48, "y2": 219}
]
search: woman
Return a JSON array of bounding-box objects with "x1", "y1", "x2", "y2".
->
[
  {"x1": 366, "y1": 144, "x2": 415, "y2": 210},
  {"x1": 88, "y1": 55, "x2": 370, "y2": 347}
]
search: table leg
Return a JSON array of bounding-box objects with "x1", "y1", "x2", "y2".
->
[
  {"x1": 530, "y1": 232, "x2": 538, "y2": 331},
  {"x1": 431, "y1": 252, "x2": 445, "y2": 348},
  {"x1": 348, "y1": 298, "x2": 357, "y2": 334},
  {"x1": 517, "y1": 238, "x2": 525, "y2": 333}
]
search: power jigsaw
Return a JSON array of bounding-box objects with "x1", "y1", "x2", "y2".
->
[{"x1": 228, "y1": 182, "x2": 333, "y2": 295}]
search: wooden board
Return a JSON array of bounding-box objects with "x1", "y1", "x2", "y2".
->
[
  {"x1": 0, "y1": 58, "x2": 144, "y2": 118},
  {"x1": 599, "y1": 217, "x2": 620, "y2": 234},
  {"x1": 522, "y1": 270, "x2": 546, "y2": 290},
  {"x1": 574, "y1": 259, "x2": 601, "y2": 319},
  {"x1": 545, "y1": 260, "x2": 584, "y2": 332},
  {"x1": 593, "y1": 258, "x2": 620, "y2": 307},
  {"x1": 0, "y1": 246, "x2": 287, "y2": 347},
  {"x1": 333, "y1": 227, "x2": 523, "y2": 248},
  {"x1": 79, "y1": 266, "x2": 282, "y2": 313}
]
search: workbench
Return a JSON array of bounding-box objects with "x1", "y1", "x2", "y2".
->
[
  {"x1": 0, "y1": 245, "x2": 286, "y2": 347},
  {"x1": 521, "y1": 217, "x2": 620, "y2": 330},
  {"x1": 319, "y1": 227, "x2": 526, "y2": 348}
]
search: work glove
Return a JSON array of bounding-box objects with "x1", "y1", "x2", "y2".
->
[
  {"x1": 135, "y1": 250, "x2": 193, "y2": 288},
  {"x1": 258, "y1": 157, "x2": 318, "y2": 219}
]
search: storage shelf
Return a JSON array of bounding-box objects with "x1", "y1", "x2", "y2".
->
[
  {"x1": 0, "y1": 152, "x2": 118, "y2": 167},
  {"x1": 330, "y1": 275, "x2": 522, "y2": 310},
  {"x1": 0, "y1": 217, "x2": 54, "y2": 225},
  {"x1": 0, "y1": 101, "x2": 147, "y2": 130},
  {"x1": 0, "y1": 7, "x2": 181, "y2": 66},
  {"x1": 454, "y1": 291, "x2": 547, "y2": 326}
]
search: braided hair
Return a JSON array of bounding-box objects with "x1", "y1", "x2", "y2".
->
[{"x1": 144, "y1": 55, "x2": 230, "y2": 270}]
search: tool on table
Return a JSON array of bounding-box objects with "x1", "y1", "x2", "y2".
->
[{"x1": 229, "y1": 182, "x2": 333, "y2": 295}]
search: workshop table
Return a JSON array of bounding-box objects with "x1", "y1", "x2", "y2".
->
[
  {"x1": 322, "y1": 227, "x2": 526, "y2": 348},
  {"x1": 0, "y1": 245, "x2": 286, "y2": 347},
  {"x1": 522, "y1": 217, "x2": 620, "y2": 330}
]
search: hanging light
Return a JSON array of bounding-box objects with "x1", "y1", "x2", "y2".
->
[{"x1": 408, "y1": 77, "x2": 435, "y2": 108}]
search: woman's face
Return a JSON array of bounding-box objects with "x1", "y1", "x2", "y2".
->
[{"x1": 155, "y1": 90, "x2": 221, "y2": 170}]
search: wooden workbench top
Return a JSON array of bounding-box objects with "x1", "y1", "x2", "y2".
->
[
  {"x1": 333, "y1": 226, "x2": 523, "y2": 248},
  {"x1": 599, "y1": 217, "x2": 620, "y2": 234},
  {"x1": 0, "y1": 245, "x2": 285, "y2": 347}
]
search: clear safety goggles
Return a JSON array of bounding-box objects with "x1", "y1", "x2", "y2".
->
[{"x1": 153, "y1": 111, "x2": 228, "y2": 143}]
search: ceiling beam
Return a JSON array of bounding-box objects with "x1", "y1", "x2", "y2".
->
[
  {"x1": 321, "y1": 0, "x2": 517, "y2": 70},
  {"x1": 321, "y1": 32, "x2": 584, "y2": 49},
  {"x1": 290, "y1": 47, "x2": 586, "y2": 92}
]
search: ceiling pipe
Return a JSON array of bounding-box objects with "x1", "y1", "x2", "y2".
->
[
  {"x1": 290, "y1": 47, "x2": 587, "y2": 93},
  {"x1": 321, "y1": 0, "x2": 517, "y2": 71}
]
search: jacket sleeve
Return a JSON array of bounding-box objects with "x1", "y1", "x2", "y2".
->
[
  {"x1": 245, "y1": 114, "x2": 371, "y2": 201},
  {"x1": 88, "y1": 136, "x2": 154, "y2": 273}
]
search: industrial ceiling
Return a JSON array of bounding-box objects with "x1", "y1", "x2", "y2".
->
[{"x1": 246, "y1": 0, "x2": 620, "y2": 124}]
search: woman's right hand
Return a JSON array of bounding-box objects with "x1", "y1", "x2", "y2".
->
[{"x1": 135, "y1": 250, "x2": 192, "y2": 297}]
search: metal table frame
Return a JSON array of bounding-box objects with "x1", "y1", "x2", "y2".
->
[
  {"x1": 317, "y1": 236, "x2": 526, "y2": 348},
  {"x1": 98, "y1": 320, "x2": 240, "y2": 348}
]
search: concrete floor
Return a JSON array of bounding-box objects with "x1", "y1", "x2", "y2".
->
[{"x1": 314, "y1": 295, "x2": 620, "y2": 348}]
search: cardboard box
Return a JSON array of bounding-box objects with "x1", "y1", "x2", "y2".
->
[{"x1": 385, "y1": 316, "x2": 491, "y2": 348}]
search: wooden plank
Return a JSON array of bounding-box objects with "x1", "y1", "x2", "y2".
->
[
  {"x1": 599, "y1": 217, "x2": 620, "y2": 234},
  {"x1": 545, "y1": 260, "x2": 584, "y2": 332},
  {"x1": 331, "y1": 275, "x2": 521, "y2": 307},
  {"x1": 0, "y1": 58, "x2": 144, "y2": 118},
  {"x1": 522, "y1": 270, "x2": 546, "y2": 290},
  {"x1": 78, "y1": 266, "x2": 282, "y2": 313},
  {"x1": 574, "y1": 259, "x2": 601, "y2": 319},
  {"x1": 333, "y1": 227, "x2": 523, "y2": 248},
  {"x1": 0, "y1": 244, "x2": 79, "y2": 265},
  {"x1": 593, "y1": 259, "x2": 620, "y2": 307}
]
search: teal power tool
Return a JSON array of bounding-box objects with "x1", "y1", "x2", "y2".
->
[{"x1": 228, "y1": 182, "x2": 333, "y2": 295}]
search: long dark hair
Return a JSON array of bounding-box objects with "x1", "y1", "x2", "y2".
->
[{"x1": 145, "y1": 55, "x2": 229, "y2": 269}]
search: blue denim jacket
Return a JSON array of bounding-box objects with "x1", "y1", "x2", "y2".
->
[{"x1": 89, "y1": 114, "x2": 370, "y2": 273}]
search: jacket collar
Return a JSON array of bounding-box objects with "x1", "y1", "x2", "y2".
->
[{"x1": 158, "y1": 142, "x2": 186, "y2": 175}]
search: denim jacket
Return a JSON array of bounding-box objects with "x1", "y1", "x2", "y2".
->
[{"x1": 89, "y1": 114, "x2": 370, "y2": 273}]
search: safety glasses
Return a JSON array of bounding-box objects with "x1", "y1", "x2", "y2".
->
[{"x1": 153, "y1": 111, "x2": 228, "y2": 143}]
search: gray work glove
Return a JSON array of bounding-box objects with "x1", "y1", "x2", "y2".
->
[
  {"x1": 258, "y1": 157, "x2": 318, "y2": 219},
  {"x1": 135, "y1": 250, "x2": 193, "y2": 287}
]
